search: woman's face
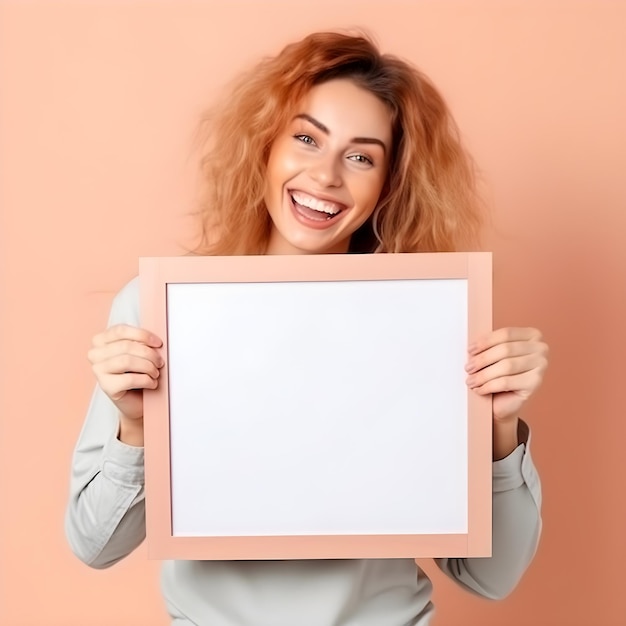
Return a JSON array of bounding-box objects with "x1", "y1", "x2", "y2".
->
[{"x1": 264, "y1": 78, "x2": 393, "y2": 255}]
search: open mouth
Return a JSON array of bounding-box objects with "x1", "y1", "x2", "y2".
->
[{"x1": 289, "y1": 190, "x2": 345, "y2": 224}]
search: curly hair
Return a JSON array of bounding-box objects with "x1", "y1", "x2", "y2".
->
[{"x1": 191, "y1": 31, "x2": 484, "y2": 255}]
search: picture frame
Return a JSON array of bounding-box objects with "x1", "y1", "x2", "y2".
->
[{"x1": 140, "y1": 252, "x2": 492, "y2": 560}]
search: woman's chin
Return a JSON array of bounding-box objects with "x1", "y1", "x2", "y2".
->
[{"x1": 266, "y1": 229, "x2": 349, "y2": 255}]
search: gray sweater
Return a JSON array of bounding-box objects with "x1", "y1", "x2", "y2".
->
[{"x1": 65, "y1": 277, "x2": 542, "y2": 625}]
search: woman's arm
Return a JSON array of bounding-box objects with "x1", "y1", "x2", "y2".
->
[
  {"x1": 65, "y1": 278, "x2": 150, "y2": 568},
  {"x1": 436, "y1": 420, "x2": 542, "y2": 599},
  {"x1": 65, "y1": 387, "x2": 147, "y2": 568},
  {"x1": 435, "y1": 328, "x2": 547, "y2": 598}
]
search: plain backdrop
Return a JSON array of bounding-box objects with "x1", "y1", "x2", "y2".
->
[{"x1": 1, "y1": 1, "x2": 624, "y2": 625}]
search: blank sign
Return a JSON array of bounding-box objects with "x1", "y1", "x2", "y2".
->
[{"x1": 140, "y1": 253, "x2": 492, "y2": 560}]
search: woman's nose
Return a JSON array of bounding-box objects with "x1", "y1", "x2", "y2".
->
[{"x1": 308, "y1": 154, "x2": 342, "y2": 187}]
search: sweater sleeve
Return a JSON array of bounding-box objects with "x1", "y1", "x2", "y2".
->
[
  {"x1": 65, "y1": 277, "x2": 148, "y2": 569},
  {"x1": 435, "y1": 421, "x2": 542, "y2": 599}
]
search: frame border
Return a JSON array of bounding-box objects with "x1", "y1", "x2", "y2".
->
[{"x1": 140, "y1": 252, "x2": 492, "y2": 559}]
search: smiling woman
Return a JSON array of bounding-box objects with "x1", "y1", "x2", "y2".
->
[
  {"x1": 192, "y1": 31, "x2": 484, "y2": 256},
  {"x1": 66, "y1": 30, "x2": 548, "y2": 626},
  {"x1": 264, "y1": 79, "x2": 392, "y2": 254}
]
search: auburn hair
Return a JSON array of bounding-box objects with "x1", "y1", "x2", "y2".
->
[{"x1": 191, "y1": 31, "x2": 484, "y2": 255}]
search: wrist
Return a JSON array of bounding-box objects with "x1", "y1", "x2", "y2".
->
[
  {"x1": 492, "y1": 416, "x2": 519, "y2": 461},
  {"x1": 118, "y1": 414, "x2": 145, "y2": 447}
]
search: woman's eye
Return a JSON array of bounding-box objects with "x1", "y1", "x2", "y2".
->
[
  {"x1": 295, "y1": 134, "x2": 316, "y2": 146},
  {"x1": 349, "y1": 154, "x2": 374, "y2": 166}
]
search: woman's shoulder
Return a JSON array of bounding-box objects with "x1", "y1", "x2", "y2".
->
[{"x1": 108, "y1": 276, "x2": 140, "y2": 327}]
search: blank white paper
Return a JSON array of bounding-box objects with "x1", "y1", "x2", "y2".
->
[{"x1": 166, "y1": 279, "x2": 468, "y2": 537}]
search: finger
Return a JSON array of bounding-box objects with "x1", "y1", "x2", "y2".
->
[
  {"x1": 88, "y1": 340, "x2": 164, "y2": 368},
  {"x1": 101, "y1": 373, "x2": 160, "y2": 399},
  {"x1": 465, "y1": 340, "x2": 544, "y2": 374},
  {"x1": 466, "y1": 354, "x2": 541, "y2": 389},
  {"x1": 92, "y1": 324, "x2": 162, "y2": 349},
  {"x1": 93, "y1": 353, "x2": 162, "y2": 380},
  {"x1": 468, "y1": 327, "x2": 542, "y2": 356},
  {"x1": 469, "y1": 368, "x2": 544, "y2": 397}
]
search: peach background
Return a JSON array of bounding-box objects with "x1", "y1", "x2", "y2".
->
[{"x1": 0, "y1": 1, "x2": 624, "y2": 625}]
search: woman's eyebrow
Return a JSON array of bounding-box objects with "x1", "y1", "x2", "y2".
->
[{"x1": 293, "y1": 113, "x2": 387, "y2": 154}]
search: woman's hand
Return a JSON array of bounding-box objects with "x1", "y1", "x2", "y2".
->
[
  {"x1": 465, "y1": 327, "x2": 549, "y2": 422},
  {"x1": 88, "y1": 324, "x2": 164, "y2": 444},
  {"x1": 465, "y1": 327, "x2": 548, "y2": 459}
]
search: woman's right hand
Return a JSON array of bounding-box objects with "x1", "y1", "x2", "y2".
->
[{"x1": 88, "y1": 324, "x2": 164, "y2": 424}]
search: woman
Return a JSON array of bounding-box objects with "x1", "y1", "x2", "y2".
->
[{"x1": 66, "y1": 31, "x2": 547, "y2": 625}]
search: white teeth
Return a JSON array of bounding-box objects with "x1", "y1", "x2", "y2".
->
[{"x1": 291, "y1": 191, "x2": 342, "y2": 215}]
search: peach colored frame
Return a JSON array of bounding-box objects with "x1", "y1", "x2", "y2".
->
[{"x1": 140, "y1": 252, "x2": 492, "y2": 560}]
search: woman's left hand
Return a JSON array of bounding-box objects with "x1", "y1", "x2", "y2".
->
[{"x1": 465, "y1": 327, "x2": 549, "y2": 422}]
